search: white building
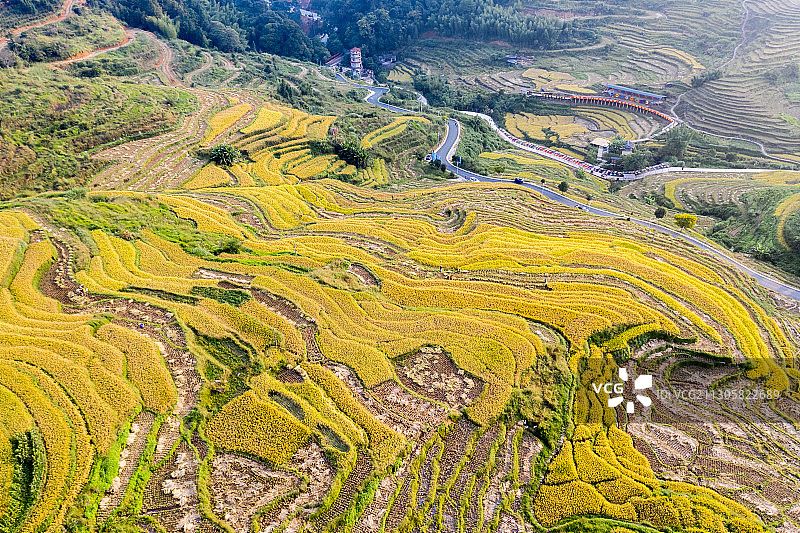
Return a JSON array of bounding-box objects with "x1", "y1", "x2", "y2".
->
[{"x1": 350, "y1": 47, "x2": 363, "y2": 75}]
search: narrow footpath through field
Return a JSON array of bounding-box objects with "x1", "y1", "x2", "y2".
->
[
  {"x1": 0, "y1": 0, "x2": 83, "y2": 49},
  {"x1": 51, "y1": 27, "x2": 138, "y2": 68}
]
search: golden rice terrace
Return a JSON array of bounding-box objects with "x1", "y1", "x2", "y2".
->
[{"x1": 1, "y1": 83, "x2": 799, "y2": 533}]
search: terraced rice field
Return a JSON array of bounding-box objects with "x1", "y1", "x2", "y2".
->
[
  {"x1": 361, "y1": 116, "x2": 430, "y2": 149},
  {"x1": 4, "y1": 84, "x2": 800, "y2": 533},
  {"x1": 572, "y1": 106, "x2": 661, "y2": 140},
  {"x1": 505, "y1": 107, "x2": 659, "y2": 146},
  {"x1": 401, "y1": 40, "x2": 516, "y2": 77},
  {"x1": 91, "y1": 89, "x2": 232, "y2": 190},
  {"x1": 521, "y1": 68, "x2": 591, "y2": 92},
  {"x1": 457, "y1": 70, "x2": 531, "y2": 94},
  {"x1": 506, "y1": 112, "x2": 591, "y2": 145},
  {"x1": 675, "y1": 0, "x2": 800, "y2": 157},
  {"x1": 609, "y1": 25, "x2": 708, "y2": 84},
  {"x1": 680, "y1": 76, "x2": 800, "y2": 155},
  {"x1": 233, "y1": 103, "x2": 339, "y2": 185},
  {"x1": 457, "y1": 67, "x2": 598, "y2": 96},
  {"x1": 626, "y1": 171, "x2": 800, "y2": 269},
  {"x1": 387, "y1": 64, "x2": 415, "y2": 83}
]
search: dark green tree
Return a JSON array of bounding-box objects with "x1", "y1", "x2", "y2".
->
[
  {"x1": 609, "y1": 135, "x2": 626, "y2": 155},
  {"x1": 209, "y1": 144, "x2": 240, "y2": 166},
  {"x1": 660, "y1": 126, "x2": 693, "y2": 160}
]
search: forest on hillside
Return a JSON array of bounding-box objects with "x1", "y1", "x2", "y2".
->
[
  {"x1": 91, "y1": 0, "x2": 330, "y2": 61},
  {"x1": 87, "y1": 0, "x2": 598, "y2": 62},
  {"x1": 314, "y1": 0, "x2": 598, "y2": 54}
]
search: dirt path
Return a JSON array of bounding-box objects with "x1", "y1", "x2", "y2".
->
[
  {"x1": 185, "y1": 50, "x2": 213, "y2": 85},
  {"x1": 142, "y1": 31, "x2": 182, "y2": 86},
  {"x1": 51, "y1": 27, "x2": 137, "y2": 68},
  {"x1": 218, "y1": 54, "x2": 243, "y2": 87},
  {"x1": 0, "y1": 0, "x2": 83, "y2": 49}
]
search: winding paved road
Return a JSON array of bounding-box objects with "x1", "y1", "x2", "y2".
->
[
  {"x1": 337, "y1": 69, "x2": 800, "y2": 302},
  {"x1": 433, "y1": 118, "x2": 800, "y2": 303},
  {"x1": 335, "y1": 74, "x2": 415, "y2": 113}
]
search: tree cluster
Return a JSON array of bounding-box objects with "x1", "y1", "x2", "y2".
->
[
  {"x1": 91, "y1": 0, "x2": 329, "y2": 62},
  {"x1": 690, "y1": 69, "x2": 722, "y2": 88},
  {"x1": 309, "y1": 139, "x2": 369, "y2": 169},
  {"x1": 209, "y1": 144, "x2": 240, "y2": 166},
  {"x1": 3, "y1": 0, "x2": 60, "y2": 15},
  {"x1": 312, "y1": 0, "x2": 598, "y2": 55}
]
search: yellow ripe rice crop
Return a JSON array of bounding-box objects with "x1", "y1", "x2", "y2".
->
[
  {"x1": 753, "y1": 170, "x2": 800, "y2": 185},
  {"x1": 207, "y1": 390, "x2": 311, "y2": 465},
  {"x1": 522, "y1": 68, "x2": 572, "y2": 82},
  {"x1": 653, "y1": 47, "x2": 705, "y2": 70},
  {"x1": 307, "y1": 116, "x2": 336, "y2": 139},
  {"x1": 235, "y1": 185, "x2": 315, "y2": 229},
  {"x1": 505, "y1": 112, "x2": 589, "y2": 141},
  {"x1": 556, "y1": 84, "x2": 596, "y2": 94},
  {"x1": 182, "y1": 164, "x2": 232, "y2": 189},
  {"x1": 96, "y1": 324, "x2": 176, "y2": 414},
  {"x1": 0, "y1": 210, "x2": 33, "y2": 237},
  {"x1": 361, "y1": 116, "x2": 430, "y2": 149},
  {"x1": 203, "y1": 103, "x2": 252, "y2": 147},
  {"x1": 158, "y1": 195, "x2": 248, "y2": 238},
  {"x1": 479, "y1": 151, "x2": 562, "y2": 168},
  {"x1": 0, "y1": 238, "x2": 24, "y2": 289},
  {"x1": 339, "y1": 164, "x2": 357, "y2": 176},
  {"x1": 199, "y1": 299, "x2": 281, "y2": 355},
  {"x1": 572, "y1": 107, "x2": 639, "y2": 140},
  {"x1": 316, "y1": 328, "x2": 394, "y2": 387},
  {"x1": 175, "y1": 302, "x2": 231, "y2": 340},
  {"x1": 248, "y1": 158, "x2": 284, "y2": 186},
  {"x1": 663, "y1": 178, "x2": 691, "y2": 209},
  {"x1": 135, "y1": 239, "x2": 195, "y2": 278},
  {"x1": 242, "y1": 105, "x2": 285, "y2": 134},
  {"x1": 278, "y1": 109, "x2": 310, "y2": 138},
  {"x1": 775, "y1": 192, "x2": 800, "y2": 250},
  {"x1": 387, "y1": 65, "x2": 414, "y2": 83},
  {"x1": 301, "y1": 362, "x2": 405, "y2": 471},
  {"x1": 358, "y1": 158, "x2": 390, "y2": 186},
  {"x1": 9, "y1": 240, "x2": 58, "y2": 314},
  {"x1": 228, "y1": 163, "x2": 255, "y2": 187},
  {"x1": 289, "y1": 154, "x2": 339, "y2": 180},
  {"x1": 0, "y1": 363, "x2": 73, "y2": 533},
  {"x1": 239, "y1": 300, "x2": 305, "y2": 356},
  {"x1": 0, "y1": 141, "x2": 792, "y2": 533},
  {"x1": 772, "y1": 153, "x2": 800, "y2": 163},
  {"x1": 663, "y1": 177, "x2": 743, "y2": 210},
  {"x1": 602, "y1": 323, "x2": 662, "y2": 352},
  {"x1": 9, "y1": 211, "x2": 39, "y2": 231}
]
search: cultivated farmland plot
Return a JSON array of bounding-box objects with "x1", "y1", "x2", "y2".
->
[
  {"x1": 2, "y1": 4, "x2": 800, "y2": 526},
  {"x1": 2, "y1": 143, "x2": 800, "y2": 531}
]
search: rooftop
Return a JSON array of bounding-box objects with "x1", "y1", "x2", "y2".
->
[{"x1": 604, "y1": 84, "x2": 666, "y2": 99}]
